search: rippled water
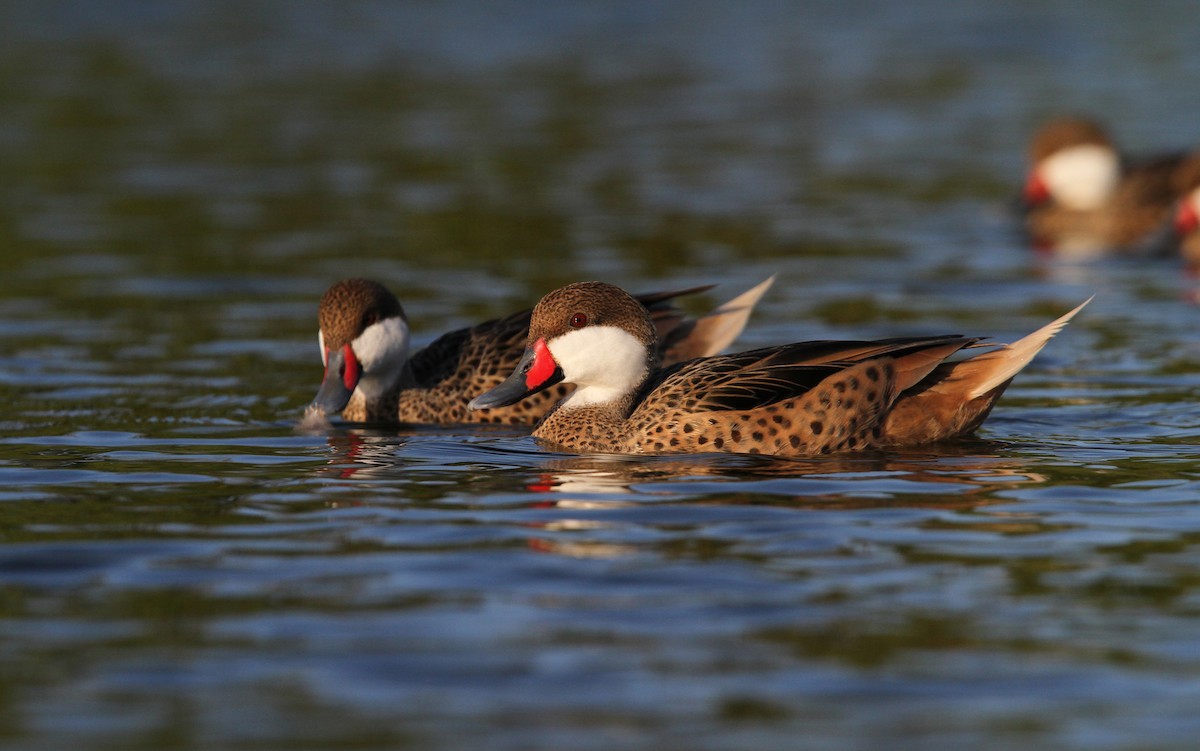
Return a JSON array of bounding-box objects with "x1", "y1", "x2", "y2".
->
[{"x1": 4, "y1": 2, "x2": 1200, "y2": 749}]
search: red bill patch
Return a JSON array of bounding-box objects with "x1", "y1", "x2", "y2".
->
[
  {"x1": 341, "y1": 344, "x2": 361, "y2": 391},
  {"x1": 1023, "y1": 172, "x2": 1049, "y2": 205},
  {"x1": 1176, "y1": 201, "x2": 1199, "y2": 235},
  {"x1": 525, "y1": 338, "x2": 558, "y2": 389}
]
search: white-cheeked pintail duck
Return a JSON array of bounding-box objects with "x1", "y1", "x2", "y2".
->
[
  {"x1": 1022, "y1": 116, "x2": 1189, "y2": 255},
  {"x1": 469, "y1": 281, "x2": 1089, "y2": 456},
  {"x1": 308, "y1": 276, "x2": 774, "y2": 425}
]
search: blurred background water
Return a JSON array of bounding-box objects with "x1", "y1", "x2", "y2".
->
[{"x1": 2, "y1": 1, "x2": 1200, "y2": 749}]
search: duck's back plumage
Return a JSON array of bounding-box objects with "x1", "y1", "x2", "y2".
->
[{"x1": 396, "y1": 306, "x2": 548, "y2": 424}]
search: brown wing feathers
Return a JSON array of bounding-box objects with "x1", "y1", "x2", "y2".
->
[{"x1": 641, "y1": 336, "x2": 978, "y2": 415}]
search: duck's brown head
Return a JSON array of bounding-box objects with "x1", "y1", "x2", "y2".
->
[
  {"x1": 1024, "y1": 117, "x2": 1119, "y2": 211},
  {"x1": 310, "y1": 279, "x2": 409, "y2": 417},
  {"x1": 469, "y1": 282, "x2": 657, "y2": 412}
]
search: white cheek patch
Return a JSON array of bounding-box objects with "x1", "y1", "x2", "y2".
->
[
  {"x1": 1040, "y1": 144, "x2": 1120, "y2": 211},
  {"x1": 548, "y1": 326, "x2": 648, "y2": 408},
  {"x1": 350, "y1": 316, "x2": 410, "y2": 399},
  {"x1": 318, "y1": 330, "x2": 327, "y2": 367}
]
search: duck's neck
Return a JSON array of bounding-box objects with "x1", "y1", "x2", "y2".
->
[
  {"x1": 342, "y1": 362, "x2": 417, "y2": 423},
  {"x1": 342, "y1": 388, "x2": 398, "y2": 423},
  {"x1": 533, "y1": 391, "x2": 638, "y2": 453},
  {"x1": 532, "y1": 335, "x2": 657, "y2": 451}
]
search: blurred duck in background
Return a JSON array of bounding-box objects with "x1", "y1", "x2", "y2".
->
[{"x1": 1021, "y1": 116, "x2": 1190, "y2": 258}]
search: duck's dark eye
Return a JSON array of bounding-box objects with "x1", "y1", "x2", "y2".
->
[
  {"x1": 569, "y1": 312, "x2": 587, "y2": 329},
  {"x1": 363, "y1": 312, "x2": 378, "y2": 328}
]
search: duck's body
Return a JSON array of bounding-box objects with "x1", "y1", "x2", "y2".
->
[
  {"x1": 309, "y1": 277, "x2": 773, "y2": 426},
  {"x1": 1022, "y1": 117, "x2": 1187, "y2": 254},
  {"x1": 470, "y1": 282, "x2": 1088, "y2": 456}
]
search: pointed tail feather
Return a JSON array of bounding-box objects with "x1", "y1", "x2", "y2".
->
[
  {"x1": 959, "y1": 297, "x2": 1092, "y2": 400},
  {"x1": 662, "y1": 275, "x2": 776, "y2": 362},
  {"x1": 692, "y1": 275, "x2": 776, "y2": 357}
]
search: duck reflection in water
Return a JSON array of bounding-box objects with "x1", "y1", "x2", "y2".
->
[
  {"x1": 314, "y1": 430, "x2": 410, "y2": 484},
  {"x1": 306, "y1": 427, "x2": 1051, "y2": 556},
  {"x1": 518, "y1": 447, "x2": 1049, "y2": 559}
]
